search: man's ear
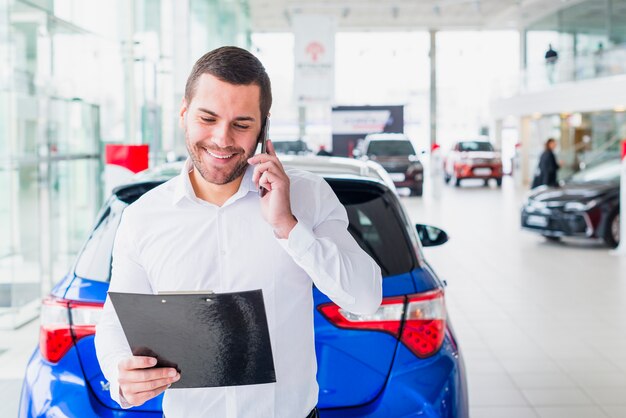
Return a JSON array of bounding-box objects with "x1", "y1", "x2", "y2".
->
[{"x1": 179, "y1": 99, "x2": 188, "y2": 129}]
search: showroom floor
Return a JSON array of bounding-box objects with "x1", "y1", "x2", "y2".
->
[
  {"x1": 1, "y1": 175, "x2": 625, "y2": 417},
  {"x1": 406, "y1": 176, "x2": 626, "y2": 418}
]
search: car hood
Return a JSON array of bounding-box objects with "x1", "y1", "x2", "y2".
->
[{"x1": 528, "y1": 182, "x2": 618, "y2": 205}]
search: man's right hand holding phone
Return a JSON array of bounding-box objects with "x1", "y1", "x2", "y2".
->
[{"x1": 117, "y1": 356, "x2": 180, "y2": 406}]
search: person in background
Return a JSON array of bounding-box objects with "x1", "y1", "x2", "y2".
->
[
  {"x1": 532, "y1": 138, "x2": 560, "y2": 188},
  {"x1": 316, "y1": 145, "x2": 332, "y2": 156},
  {"x1": 545, "y1": 44, "x2": 558, "y2": 83}
]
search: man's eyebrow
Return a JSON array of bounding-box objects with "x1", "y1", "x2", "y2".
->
[{"x1": 197, "y1": 107, "x2": 256, "y2": 122}]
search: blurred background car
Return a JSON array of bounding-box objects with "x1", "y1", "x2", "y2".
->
[
  {"x1": 19, "y1": 156, "x2": 467, "y2": 418},
  {"x1": 353, "y1": 133, "x2": 424, "y2": 196},
  {"x1": 521, "y1": 158, "x2": 620, "y2": 248},
  {"x1": 271, "y1": 139, "x2": 312, "y2": 155},
  {"x1": 443, "y1": 140, "x2": 503, "y2": 187}
]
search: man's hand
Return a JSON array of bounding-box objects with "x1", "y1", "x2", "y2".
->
[
  {"x1": 248, "y1": 139, "x2": 297, "y2": 239},
  {"x1": 117, "y1": 356, "x2": 180, "y2": 407}
]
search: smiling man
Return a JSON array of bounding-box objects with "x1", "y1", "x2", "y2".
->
[{"x1": 95, "y1": 46, "x2": 382, "y2": 418}]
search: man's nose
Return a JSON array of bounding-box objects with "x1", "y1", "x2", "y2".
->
[{"x1": 210, "y1": 123, "x2": 235, "y2": 148}]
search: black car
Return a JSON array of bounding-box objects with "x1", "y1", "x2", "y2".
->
[{"x1": 521, "y1": 159, "x2": 621, "y2": 247}]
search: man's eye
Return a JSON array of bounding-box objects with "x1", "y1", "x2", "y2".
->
[
  {"x1": 234, "y1": 124, "x2": 250, "y2": 129},
  {"x1": 200, "y1": 117, "x2": 215, "y2": 123}
]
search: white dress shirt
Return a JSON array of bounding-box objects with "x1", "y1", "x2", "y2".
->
[{"x1": 95, "y1": 159, "x2": 382, "y2": 418}]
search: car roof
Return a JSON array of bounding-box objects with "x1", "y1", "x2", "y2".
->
[
  {"x1": 130, "y1": 156, "x2": 398, "y2": 193},
  {"x1": 364, "y1": 133, "x2": 409, "y2": 141}
]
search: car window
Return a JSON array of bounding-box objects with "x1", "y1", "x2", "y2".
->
[
  {"x1": 73, "y1": 198, "x2": 127, "y2": 282},
  {"x1": 366, "y1": 140, "x2": 415, "y2": 157},
  {"x1": 273, "y1": 140, "x2": 309, "y2": 154},
  {"x1": 73, "y1": 181, "x2": 415, "y2": 283},
  {"x1": 338, "y1": 188, "x2": 415, "y2": 276},
  {"x1": 458, "y1": 141, "x2": 494, "y2": 152},
  {"x1": 569, "y1": 159, "x2": 621, "y2": 183}
]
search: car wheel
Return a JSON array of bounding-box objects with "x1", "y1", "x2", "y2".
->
[
  {"x1": 543, "y1": 235, "x2": 561, "y2": 243},
  {"x1": 484, "y1": 179, "x2": 490, "y2": 187},
  {"x1": 410, "y1": 187, "x2": 423, "y2": 197},
  {"x1": 603, "y1": 209, "x2": 620, "y2": 248},
  {"x1": 455, "y1": 177, "x2": 461, "y2": 187},
  {"x1": 496, "y1": 178, "x2": 502, "y2": 187},
  {"x1": 444, "y1": 173, "x2": 450, "y2": 184}
]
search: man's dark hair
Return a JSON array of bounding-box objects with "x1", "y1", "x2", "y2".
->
[
  {"x1": 544, "y1": 138, "x2": 556, "y2": 151},
  {"x1": 184, "y1": 46, "x2": 272, "y2": 119}
]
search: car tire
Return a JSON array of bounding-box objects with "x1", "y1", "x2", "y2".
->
[
  {"x1": 496, "y1": 178, "x2": 502, "y2": 187},
  {"x1": 484, "y1": 179, "x2": 490, "y2": 187},
  {"x1": 444, "y1": 173, "x2": 450, "y2": 184},
  {"x1": 543, "y1": 235, "x2": 561, "y2": 243},
  {"x1": 410, "y1": 187, "x2": 423, "y2": 197},
  {"x1": 455, "y1": 177, "x2": 461, "y2": 187},
  {"x1": 603, "y1": 209, "x2": 620, "y2": 248}
]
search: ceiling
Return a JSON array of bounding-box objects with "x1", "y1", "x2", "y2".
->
[{"x1": 249, "y1": 0, "x2": 584, "y2": 32}]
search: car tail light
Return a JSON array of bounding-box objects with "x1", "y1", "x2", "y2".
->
[
  {"x1": 402, "y1": 290, "x2": 446, "y2": 358},
  {"x1": 40, "y1": 297, "x2": 103, "y2": 363},
  {"x1": 318, "y1": 289, "x2": 446, "y2": 359}
]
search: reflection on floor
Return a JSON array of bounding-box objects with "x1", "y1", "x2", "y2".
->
[{"x1": 403, "y1": 176, "x2": 626, "y2": 418}]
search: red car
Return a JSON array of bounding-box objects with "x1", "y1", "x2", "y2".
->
[{"x1": 443, "y1": 140, "x2": 503, "y2": 187}]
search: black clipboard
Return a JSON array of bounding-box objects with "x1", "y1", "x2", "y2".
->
[{"x1": 108, "y1": 289, "x2": 276, "y2": 388}]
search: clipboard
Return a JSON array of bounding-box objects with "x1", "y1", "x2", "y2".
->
[{"x1": 108, "y1": 289, "x2": 276, "y2": 388}]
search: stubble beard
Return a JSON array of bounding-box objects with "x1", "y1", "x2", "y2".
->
[{"x1": 185, "y1": 129, "x2": 257, "y2": 185}]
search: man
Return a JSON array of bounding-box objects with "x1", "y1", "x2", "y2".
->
[
  {"x1": 94, "y1": 46, "x2": 382, "y2": 418},
  {"x1": 544, "y1": 44, "x2": 558, "y2": 83}
]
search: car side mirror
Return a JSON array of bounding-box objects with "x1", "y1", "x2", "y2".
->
[{"x1": 415, "y1": 224, "x2": 449, "y2": 247}]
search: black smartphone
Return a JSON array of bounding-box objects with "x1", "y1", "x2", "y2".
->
[{"x1": 258, "y1": 117, "x2": 270, "y2": 196}]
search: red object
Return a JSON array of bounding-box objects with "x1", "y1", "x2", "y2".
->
[
  {"x1": 318, "y1": 289, "x2": 446, "y2": 359},
  {"x1": 39, "y1": 297, "x2": 103, "y2": 363},
  {"x1": 431, "y1": 143, "x2": 441, "y2": 152},
  {"x1": 621, "y1": 140, "x2": 626, "y2": 160},
  {"x1": 105, "y1": 144, "x2": 149, "y2": 174}
]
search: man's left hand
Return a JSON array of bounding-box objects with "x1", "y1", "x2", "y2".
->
[{"x1": 248, "y1": 139, "x2": 297, "y2": 239}]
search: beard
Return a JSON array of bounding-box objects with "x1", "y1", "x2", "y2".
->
[{"x1": 185, "y1": 128, "x2": 257, "y2": 185}]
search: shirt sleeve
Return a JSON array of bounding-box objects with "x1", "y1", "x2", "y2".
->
[
  {"x1": 278, "y1": 174, "x2": 382, "y2": 315},
  {"x1": 94, "y1": 208, "x2": 154, "y2": 408}
]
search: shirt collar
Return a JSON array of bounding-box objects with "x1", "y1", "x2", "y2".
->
[{"x1": 172, "y1": 158, "x2": 258, "y2": 206}]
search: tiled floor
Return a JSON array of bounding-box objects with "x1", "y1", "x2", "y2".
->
[
  {"x1": 1, "y1": 175, "x2": 625, "y2": 417},
  {"x1": 402, "y1": 176, "x2": 626, "y2": 418}
]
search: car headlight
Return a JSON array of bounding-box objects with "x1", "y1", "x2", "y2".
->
[{"x1": 564, "y1": 200, "x2": 597, "y2": 211}]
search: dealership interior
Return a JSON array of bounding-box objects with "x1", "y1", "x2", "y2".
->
[{"x1": 1, "y1": 0, "x2": 626, "y2": 417}]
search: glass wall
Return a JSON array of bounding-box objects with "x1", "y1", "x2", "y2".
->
[
  {"x1": 0, "y1": 0, "x2": 252, "y2": 328},
  {"x1": 524, "y1": 0, "x2": 626, "y2": 88},
  {"x1": 526, "y1": 110, "x2": 626, "y2": 185}
]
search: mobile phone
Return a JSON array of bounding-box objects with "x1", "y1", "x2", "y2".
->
[{"x1": 258, "y1": 116, "x2": 270, "y2": 197}]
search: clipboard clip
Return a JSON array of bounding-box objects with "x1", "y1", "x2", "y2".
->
[{"x1": 157, "y1": 290, "x2": 215, "y2": 303}]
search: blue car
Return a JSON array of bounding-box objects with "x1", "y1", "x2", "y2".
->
[{"x1": 19, "y1": 157, "x2": 468, "y2": 417}]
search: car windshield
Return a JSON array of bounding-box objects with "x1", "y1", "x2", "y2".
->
[
  {"x1": 569, "y1": 159, "x2": 621, "y2": 183},
  {"x1": 367, "y1": 140, "x2": 415, "y2": 157},
  {"x1": 459, "y1": 141, "x2": 494, "y2": 152},
  {"x1": 73, "y1": 181, "x2": 415, "y2": 282},
  {"x1": 273, "y1": 140, "x2": 309, "y2": 154}
]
